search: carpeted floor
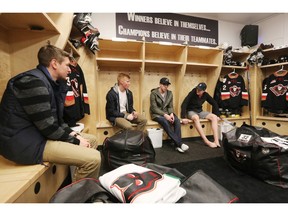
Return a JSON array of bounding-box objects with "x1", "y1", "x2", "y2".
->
[
  {"x1": 166, "y1": 156, "x2": 288, "y2": 203},
  {"x1": 153, "y1": 137, "x2": 224, "y2": 165},
  {"x1": 99, "y1": 136, "x2": 224, "y2": 175},
  {"x1": 148, "y1": 137, "x2": 288, "y2": 203}
]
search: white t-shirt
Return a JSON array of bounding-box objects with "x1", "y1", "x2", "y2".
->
[{"x1": 118, "y1": 87, "x2": 127, "y2": 113}]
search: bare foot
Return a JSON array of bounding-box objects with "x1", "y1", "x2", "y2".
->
[{"x1": 205, "y1": 141, "x2": 218, "y2": 148}]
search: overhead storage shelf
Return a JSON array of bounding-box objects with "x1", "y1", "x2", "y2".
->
[{"x1": 0, "y1": 13, "x2": 60, "y2": 33}]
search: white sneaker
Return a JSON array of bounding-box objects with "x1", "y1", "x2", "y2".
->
[
  {"x1": 181, "y1": 143, "x2": 189, "y2": 151},
  {"x1": 176, "y1": 147, "x2": 185, "y2": 153}
]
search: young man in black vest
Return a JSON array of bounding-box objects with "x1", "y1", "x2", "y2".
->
[{"x1": 0, "y1": 44, "x2": 101, "y2": 181}]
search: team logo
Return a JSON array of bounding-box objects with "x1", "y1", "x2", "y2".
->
[
  {"x1": 237, "y1": 134, "x2": 252, "y2": 143},
  {"x1": 269, "y1": 84, "x2": 287, "y2": 96},
  {"x1": 235, "y1": 150, "x2": 247, "y2": 161},
  {"x1": 229, "y1": 85, "x2": 241, "y2": 97},
  {"x1": 261, "y1": 148, "x2": 270, "y2": 155},
  {"x1": 110, "y1": 171, "x2": 163, "y2": 203}
]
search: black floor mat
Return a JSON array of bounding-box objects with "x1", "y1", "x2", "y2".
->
[{"x1": 166, "y1": 156, "x2": 288, "y2": 203}]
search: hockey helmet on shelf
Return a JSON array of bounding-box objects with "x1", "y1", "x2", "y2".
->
[
  {"x1": 269, "y1": 59, "x2": 278, "y2": 65},
  {"x1": 259, "y1": 43, "x2": 274, "y2": 50},
  {"x1": 261, "y1": 57, "x2": 270, "y2": 66},
  {"x1": 278, "y1": 55, "x2": 288, "y2": 63}
]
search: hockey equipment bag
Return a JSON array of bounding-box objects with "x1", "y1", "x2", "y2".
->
[
  {"x1": 49, "y1": 178, "x2": 119, "y2": 203},
  {"x1": 145, "y1": 164, "x2": 238, "y2": 203},
  {"x1": 223, "y1": 123, "x2": 288, "y2": 188},
  {"x1": 102, "y1": 130, "x2": 156, "y2": 170},
  {"x1": 178, "y1": 169, "x2": 239, "y2": 203},
  {"x1": 50, "y1": 164, "x2": 237, "y2": 203}
]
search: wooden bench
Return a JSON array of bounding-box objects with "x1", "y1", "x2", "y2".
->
[
  {"x1": 95, "y1": 117, "x2": 250, "y2": 145},
  {"x1": 95, "y1": 119, "x2": 213, "y2": 144},
  {"x1": 0, "y1": 155, "x2": 68, "y2": 203},
  {"x1": 96, "y1": 120, "x2": 163, "y2": 144}
]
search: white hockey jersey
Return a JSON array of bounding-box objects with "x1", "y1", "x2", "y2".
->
[{"x1": 99, "y1": 164, "x2": 186, "y2": 203}]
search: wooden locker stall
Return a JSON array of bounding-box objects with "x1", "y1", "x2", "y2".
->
[
  {"x1": 0, "y1": 13, "x2": 73, "y2": 203},
  {"x1": 95, "y1": 39, "x2": 144, "y2": 143},
  {"x1": 219, "y1": 50, "x2": 252, "y2": 126},
  {"x1": 251, "y1": 46, "x2": 288, "y2": 134},
  {"x1": 180, "y1": 46, "x2": 223, "y2": 138},
  {"x1": 94, "y1": 38, "x2": 225, "y2": 143}
]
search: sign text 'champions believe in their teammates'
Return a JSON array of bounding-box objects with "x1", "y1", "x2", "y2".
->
[{"x1": 116, "y1": 13, "x2": 218, "y2": 47}]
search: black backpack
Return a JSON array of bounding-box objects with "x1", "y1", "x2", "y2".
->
[{"x1": 102, "y1": 130, "x2": 156, "y2": 170}]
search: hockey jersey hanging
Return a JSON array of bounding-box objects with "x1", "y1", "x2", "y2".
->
[
  {"x1": 216, "y1": 73, "x2": 248, "y2": 112},
  {"x1": 261, "y1": 71, "x2": 288, "y2": 114},
  {"x1": 64, "y1": 62, "x2": 90, "y2": 127}
]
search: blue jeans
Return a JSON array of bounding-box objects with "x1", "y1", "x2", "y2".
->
[{"x1": 154, "y1": 114, "x2": 182, "y2": 147}]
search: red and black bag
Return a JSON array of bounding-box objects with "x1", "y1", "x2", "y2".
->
[{"x1": 102, "y1": 130, "x2": 156, "y2": 170}]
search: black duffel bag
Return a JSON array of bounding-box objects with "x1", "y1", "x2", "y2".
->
[
  {"x1": 178, "y1": 170, "x2": 239, "y2": 203},
  {"x1": 102, "y1": 130, "x2": 156, "y2": 170},
  {"x1": 50, "y1": 178, "x2": 119, "y2": 203},
  {"x1": 223, "y1": 123, "x2": 288, "y2": 188}
]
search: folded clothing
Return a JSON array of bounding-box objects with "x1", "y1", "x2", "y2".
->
[{"x1": 99, "y1": 163, "x2": 186, "y2": 203}]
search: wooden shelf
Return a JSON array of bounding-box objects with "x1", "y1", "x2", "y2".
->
[
  {"x1": 145, "y1": 42, "x2": 185, "y2": 62},
  {"x1": 187, "y1": 46, "x2": 222, "y2": 64},
  {"x1": 261, "y1": 46, "x2": 288, "y2": 66},
  {"x1": 96, "y1": 58, "x2": 142, "y2": 68},
  {"x1": 0, "y1": 13, "x2": 59, "y2": 33},
  {"x1": 96, "y1": 39, "x2": 143, "y2": 60},
  {"x1": 221, "y1": 65, "x2": 247, "y2": 73},
  {"x1": 188, "y1": 46, "x2": 221, "y2": 56},
  {"x1": 186, "y1": 62, "x2": 218, "y2": 70},
  {"x1": 260, "y1": 62, "x2": 288, "y2": 69},
  {"x1": 145, "y1": 60, "x2": 183, "y2": 68},
  {"x1": 222, "y1": 65, "x2": 247, "y2": 69},
  {"x1": 225, "y1": 116, "x2": 250, "y2": 121},
  {"x1": 256, "y1": 116, "x2": 288, "y2": 122},
  {"x1": 231, "y1": 51, "x2": 251, "y2": 58},
  {"x1": 262, "y1": 45, "x2": 288, "y2": 54},
  {"x1": 64, "y1": 40, "x2": 80, "y2": 59}
]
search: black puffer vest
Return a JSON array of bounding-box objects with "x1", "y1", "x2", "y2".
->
[{"x1": 0, "y1": 68, "x2": 66, "y2": 164}]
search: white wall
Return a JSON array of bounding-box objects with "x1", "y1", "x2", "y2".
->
[
  {"x1": 218, "y1": 20, "x2": 244, "y2": 48},
  {"x1": 92, "y1": 13, "x2": 116, "y2": 40},
  {"x1": 92, "y1": 13, "x2": 288, "y2": 49},
  {"x1": 257, "y1": 13, "x2": 288, "y2": 47}
]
